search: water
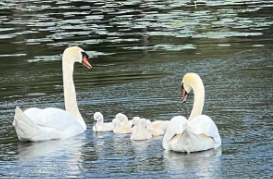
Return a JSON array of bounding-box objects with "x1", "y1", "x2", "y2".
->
[{"x1": 0, "y1": 0, "x2": 273, "y2": 178}]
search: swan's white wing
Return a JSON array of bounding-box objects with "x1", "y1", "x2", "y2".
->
[
  {"x1": 188, "y1": 115, "x2": 221, "y2": 147},
  {"x1": 24, "y1": 107, "x2": 84, "y2": 138},
  {"x1": 93, "y1": 122, "x2": 114, "y2": 132},
  {"x1": 13, "y1": 107, "x2": 42, "y2": 126},
  {"x1": 14, "y1": 107, "x2": 63, "y2": 141},
  {"x1": 104, "y1": 122, "x2": 114, "y2": 129},
  {"x1": 162, "y1": 116, "x2": 187, "y2": 149}
]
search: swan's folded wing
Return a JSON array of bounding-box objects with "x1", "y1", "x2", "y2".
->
[
  {"x1": 164, "y1": 116, "x2": 187, "y2": 141},
  {"x1": 189, "y1": 115, "x2": 221, "y2": 147},
  {"x1": 104, "y1": 122, "x2": 114, "y2": 130},
  {"x1": 24, "y1": 107, "x2": 84, "y2": 137},
  {"x1": 14, "y1": 106, "x2": 64, "y2": 141}
]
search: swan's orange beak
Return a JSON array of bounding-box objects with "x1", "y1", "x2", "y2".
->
[
  {"x1": 82, "y1": 55, "x2": 92, "y2": 69},
  {"x1": 182, "y1": 89, "x2": 188, "y2": 103}
]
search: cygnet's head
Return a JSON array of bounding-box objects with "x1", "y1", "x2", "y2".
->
[
  {"x1": 146, "y1": 119, "x2": 151, "y2": 126},
  {"x1": 140, "y1": 118, "x2": 147, "y2": 128},
  {"x1": 94, "y1": 112, "x2": 103, "y2": 122},
  {"x1": 112, "y1": 118, "x2": 120, "y2": 128},
  {"x1": 62, "y1": 46, "x2": 92, "y2": 69},
  {"x1": 181, "y1": 73, "x2": 203, "y2": 103},
  {"x1": 115, "y1": 113, "x2": 128, "y2": 123},
  {"x1": 132, "y1": 117, "x2": 141, "y2": 127}
]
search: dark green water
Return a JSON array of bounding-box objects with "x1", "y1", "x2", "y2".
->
[{"x1": 0, "y1": 0, "x2": 272, "y2": 178}]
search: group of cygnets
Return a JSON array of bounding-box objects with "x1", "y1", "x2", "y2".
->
[{"x1": 93, "y1": 112, "x2": 169, "y2": 141}]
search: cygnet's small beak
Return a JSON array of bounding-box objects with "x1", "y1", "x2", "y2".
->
[
  {"x1": 82, "y1": 55, "x2": 92, "y2": 69},
  {"x1": 131, "y1": 124, "x2": 135, "y2": 128},
  {"x1": 182, "y1": 89, "x2": 188, "y2": 103}
]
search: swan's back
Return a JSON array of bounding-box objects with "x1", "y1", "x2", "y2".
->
[
  {"x1": 162, "y1": 116, "x2": 187, "y2": 150},
  {"x1": 13, "y1": 107, "x2": 85, "y2": 141},
  {"x1": 148, "y1": 120, "x2": 168, "y2": 131},
  {"x1": 189, "y1": 115, "x2": 221, "y2": 148},
  {"x1": 163, "y1": 116, "x2": 187, "y2": 141},
  {"x1": 113, "y1": 118, "x2": 132, "y2": 134},
  {"x1": 131, "y1": 118, "x2": 152, "y2": 140},
  {"x1": 93, "y1": 112, "x2": 114, "y2": 132}
]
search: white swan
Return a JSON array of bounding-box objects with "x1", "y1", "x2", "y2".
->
[
  {"x1": 147, "y1": 120, "x2": 169, "y2": 136},
  {"x1": 112, "y1": 118, "x2": 133, "y2": 134},
  {"x1": 13, "y1": 46, "x2": 92, "y2": 142},
  {"x1": 115, "y1": 113, "x2": 133, "y2": 126},
  {"x1": 162, "y1": 73, "x2": 221, "y2": 153},
  {"x1": 93, "y1": 112, "x2": 114, "y2": 132},
  {"x1": 131, "y1": 118, "x2": 152, "y2": 141},
  {"x1": 148, "y1": 120, "x2": 169, "y2": 130}
]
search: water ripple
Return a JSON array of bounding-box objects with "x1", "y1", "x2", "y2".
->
[{"x1": 0, "y1": 0, "x2": 273, "y2": 178}]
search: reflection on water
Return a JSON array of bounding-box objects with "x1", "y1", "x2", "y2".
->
[
  {"x1": 0, "y1": 135, "x2": 86, "y2": 178},
  {"x1": 17, "y1": 136, "x2": 85, "y2": 161},
  {"x1": 0, "y1": 0, "x2": 273, "y2": 178},
  {"x1": 164, "y1": 149, "x2": 222, "y2": 178}
]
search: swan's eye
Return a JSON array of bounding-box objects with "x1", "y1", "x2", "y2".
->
[
  {"x1": 81, "y1": 52, "x2": 92, "y2": 69},
  {"x1": 181, "y1": 84, "x2": 184, "y2": 91},
  {"x1": 81, "y1": 51, "x2": 89, "y2": 59}
]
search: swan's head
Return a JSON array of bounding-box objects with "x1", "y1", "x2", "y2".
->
[
  {"x1": 62, "y1": 46, "x2": 92, "y2": 69},
  {"x1": 112, "y1": 118, "x2": 120, "y2": 128},
  {"x1": 94, "y1": 112, "x2": 103, "y2": 122},
  {"x1": 181, "y1": 73, "x2": 203, "y2": 103},
  {"x1": 140, "y1": 118, "x2": 147, "y2": 128},
  {"x1": 132, "y1": 117, "x2": 141, "y2": 127},
  {"x1": 115, "y1": 113, "x2": 128, "y2": 123},
  {"x1": 146, "y1": 119, "x2": 151, "y2": 126}
]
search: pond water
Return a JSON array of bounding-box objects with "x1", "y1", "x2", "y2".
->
[{"x1": 0, "y1": 0, "x2": 272, "y2": 178}]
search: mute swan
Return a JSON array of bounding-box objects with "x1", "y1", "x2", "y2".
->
[
  {"x1": 135, "y1": 118, "x2": 168, "y2": 136},
  {"x1": 13, "y1": 46, "x2": 92, "y2": 142},
  {"x1": 162, "y1": 73, "x2": 221, "y2": 153},
  {"x1": 93, "y1": 112, "x2": 114, "y2": 132},
  {"x1": 148, "y1": 120, "x2": 169, "y2": 130},
  {"x1": 115, "y1": 113, "x2": 133, "y2": 126},
  {"x1": 147, "y1": 126, "x2": 165, "y2": 137},
  {"x1": 131, "y1": 117, "x2": 167, "y2": 136},
  {"x1": 112, "y1": 118, "x2": 133, "y2": 134},
  {"x1": 131, "y1": 118, "x2": 152, "y2": 141},
  {"x1": 147, "y1": 120, "x2": 169, "y2": 136}
]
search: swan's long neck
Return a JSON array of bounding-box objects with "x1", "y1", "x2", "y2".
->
[
  {"x1": 188, "y1": 78, "x2": 205, "y2": 121},
  {"x1": 62, "y1": 59, "x2": 86, "y2": 130}
]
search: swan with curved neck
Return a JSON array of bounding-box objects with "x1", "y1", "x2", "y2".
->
[
  {"x1": 182, "y1": 73, "x2": 205, "y2": 121},
  {"x1": 13, "y1": 46, "x2": 92, "y2": 142},
  {"x1": 162, "y1": 73, "x2": 221, "y2": 153},
  {"x1": 147, "y1": 120, "x2": 169, "y2": 136},
  {"x1": 112, "y1": 113, "x2": 134, "y2": 134},
  {"x1": 131, "y1": 118, "x2": 152, "y2": 140},
  {"x1": 115, "y1": 113, "x2": 133, "y2": 127},
  {"x1": 93, "y1": 112, "x2": 114, "y2": 132}
]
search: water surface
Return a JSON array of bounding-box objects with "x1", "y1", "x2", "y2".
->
[{"x1": 0, "y1": 0, "x2": 272, "y2": 178}]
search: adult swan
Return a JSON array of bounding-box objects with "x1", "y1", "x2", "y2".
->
[
  {"x1": 162, "y1": 73, "x2": 221, "y2": 153},
  {"x1": 13, "y1": 46, "x2": 92, "y2": 142}
]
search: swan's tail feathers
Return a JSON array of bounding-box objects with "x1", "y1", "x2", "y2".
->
[
  {"x1": 178, "y1": 122, "x2": 195, "y2": 141},
  {"x1": 181, "y1": 122, "x2": 190, "y2": 132},
  {"x1": 13, "y1": 106, "x2": 39, "y2": 141}
]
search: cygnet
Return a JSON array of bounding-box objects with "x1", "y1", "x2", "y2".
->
[
  {"x1": 112, "y1": 118, "x2": 133, "y2": 134},
  {"x1": 131, "y1": 118, "x2": 152, "y2": 141},
  {"x1": 93, "y1": 112, "x2": 114, "y2": 132}
]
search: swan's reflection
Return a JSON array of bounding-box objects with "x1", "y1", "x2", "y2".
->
[
  {"x1": 17, "y1": 134, "x2": 87, "y2": 176},
  {"x1": 164, "y1": 148, "x2": 222, "y2": 178},
  {"x1": 131, "y1": 140, "x2": 149, "y2": 152}
]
